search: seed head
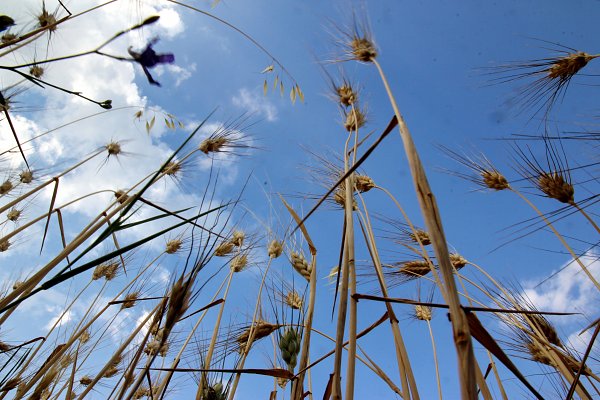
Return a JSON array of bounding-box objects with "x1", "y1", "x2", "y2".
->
[
  {"x1": 344, "y1": 106, "x2": 366, "y2": 132},
  {"x1": 214, "y1": 240, "x2": 234, "y2": 257},
  {"x1": 414, "y1": 305, "x2": 432, "y2": 321},
  {"x1": 548, "y1": 52, "x2": 594, "y2": 80},
  {"x1": 114, "y1": 190, "x2": 129, "y2": 204},
  {"x1": 103, "y1": 365, "x2": 119, "y2": 378},
  {"x1": 103, "y1": 262, "x2": 119, "y2": 281},
  {"x1": 538, "y1": 171, "x2": 574, "y2": 203},
  {"x1": 268, "y1": 239, "x2": 283, "y2": 259},
  {"x1": 79, "y1": 376, "x2": 93, "y2": 386},
  {"x1": 336, "y1": 84, "x2": 357, "y2": 107},
  {"x1": 79, "y1": 330, "x2": 90, "y2": 343},
  {"x1": 37, "y1": 8, "x2": 57, "y2": 31},
  {"x1": 350, "y1": 36, "x2": 377, "y2": 62},
  {"x1": 450, "y1": 253, "x2": 467, "y2": 270},
  {"x1": 231, "y1": 230, "x2": 245, "y2": 247},
  {"x1": 199, "y1": 136, "x2": 227, "y2": 154},
  {"x1": 481, "y1": 170, "x2": 509, "y2": 190},
  {"x1": 236, "y1": 320, "x2": 279, "y2": 351},
  {"x1": 106, "y1": 141, "x2": 121, "y2": 156},
  {"x1": 526, "y1": 340, "x2": 552, "y2": 366},
  {"x1": 0, "y1": 180, "x2": 13, "y2": 195},
  {"x1": 397, "y1": 260, "x2": 431, "y2": 280},
  {"x1": 333, "y1": 188, "x2": 357, "y2": 210},
  {"x1": 165, "y1": 239, "x2": 182, "y2": 254},
  {"x1": 120, "y1": 292, "x2": 139, "y2": 309},
  {"x1": 230, "y1": 254, "x2": 248, "y2": 272},
  {"x1": 291, "y1": 251, "x2": 311, "y2": 281},
  {"x1": 355, "y1": 174, "x2": 375, "y2": 192},
  {"x1": 527, "y1": 313, "x2": 562, "y2": 347},
  {"x1": 0, "y1": 238, "x2": 10, "y2": 252},
  {"x1": 29, "y1": 65, "x2": 44, "y2": 78},
  {"x1": 279, "y1": 328, "x2": 301, "y2": 371},
  {"x1": 285, "y1": 291, "x2": 303, "y2": 310},
  {"x1": 6, "y1": 208, "x2": 20, "y2": 222},
  {"x1": 277, "y1": 377, "x2": 288, "y2": 389},
  {"x1": 162, "y1": 161, "x2": 181, "y2": 176},
  {"x1": 408, "y1": 229, "x2": 431, "y2": 245},
  {"x1": 19, "y1": 170, "x2": 33, "y2": 184},
  {"x1": 1, "y1": 33, "x2": 16, "y2": 44}
]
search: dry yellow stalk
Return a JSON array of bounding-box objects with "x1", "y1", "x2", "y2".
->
[{"x1": 0, "y1": 377, "x2": 21, "y2": 392}]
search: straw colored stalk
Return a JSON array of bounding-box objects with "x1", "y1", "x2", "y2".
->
[
  {"x1": 291, "y1": 253, "x2": 317, "y2": 400},
  {"x1": 0, "y1": 183, "x2": 135, "y2": 326},
  {"x1": 196, "y1": 270, "x2": 235, "y2": 399},
  {"x1": 153, "y1": 273, "x2": 231, "y2": 399},
  {"x1": 227, "y1": 255, "x2": 276, "y2": 400},
  {"x1": 369, "y1": 52, "x2": 477, "y2": 398},
  {"x1": 344, "y1": 116, "x2": 359, "y2": 400},
  {"x1": 354, "y1": 194, "x2": 419, "y2": 399},
  {"x1": 279, "y1": 197, "x2": 318, "y2": 400},
  {"x1": 12, "y1": 250, "x2": 168, "y2": 398},
  {"x1": 76, "y1": 306, "x2": 160, "y2": 399},
  {"x1": 0, "y1": 279, "x2": 95, "y2": 400},
  {"x1": 304, "y1": 323, "x2": 402, "y2": 395}
]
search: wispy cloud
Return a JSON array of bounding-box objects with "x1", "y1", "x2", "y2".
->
[{"x1": 232, "y1": 87, "x2": 277, "y2": 122}]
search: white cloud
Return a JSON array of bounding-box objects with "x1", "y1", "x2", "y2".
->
[
  {"x1": 520, "y1": 251, "x2": 600, "y2": 355},
  {"x1": 232, "y1": 87, "x2": 278, "y2": 122},
  {"x1": 523, "y1": 252, "x2": 600, "y2": 316}
]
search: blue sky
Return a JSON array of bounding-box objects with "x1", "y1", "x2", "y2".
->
[{"x1": 1, "y1": 0, "x2": 600, "y2": 399}]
